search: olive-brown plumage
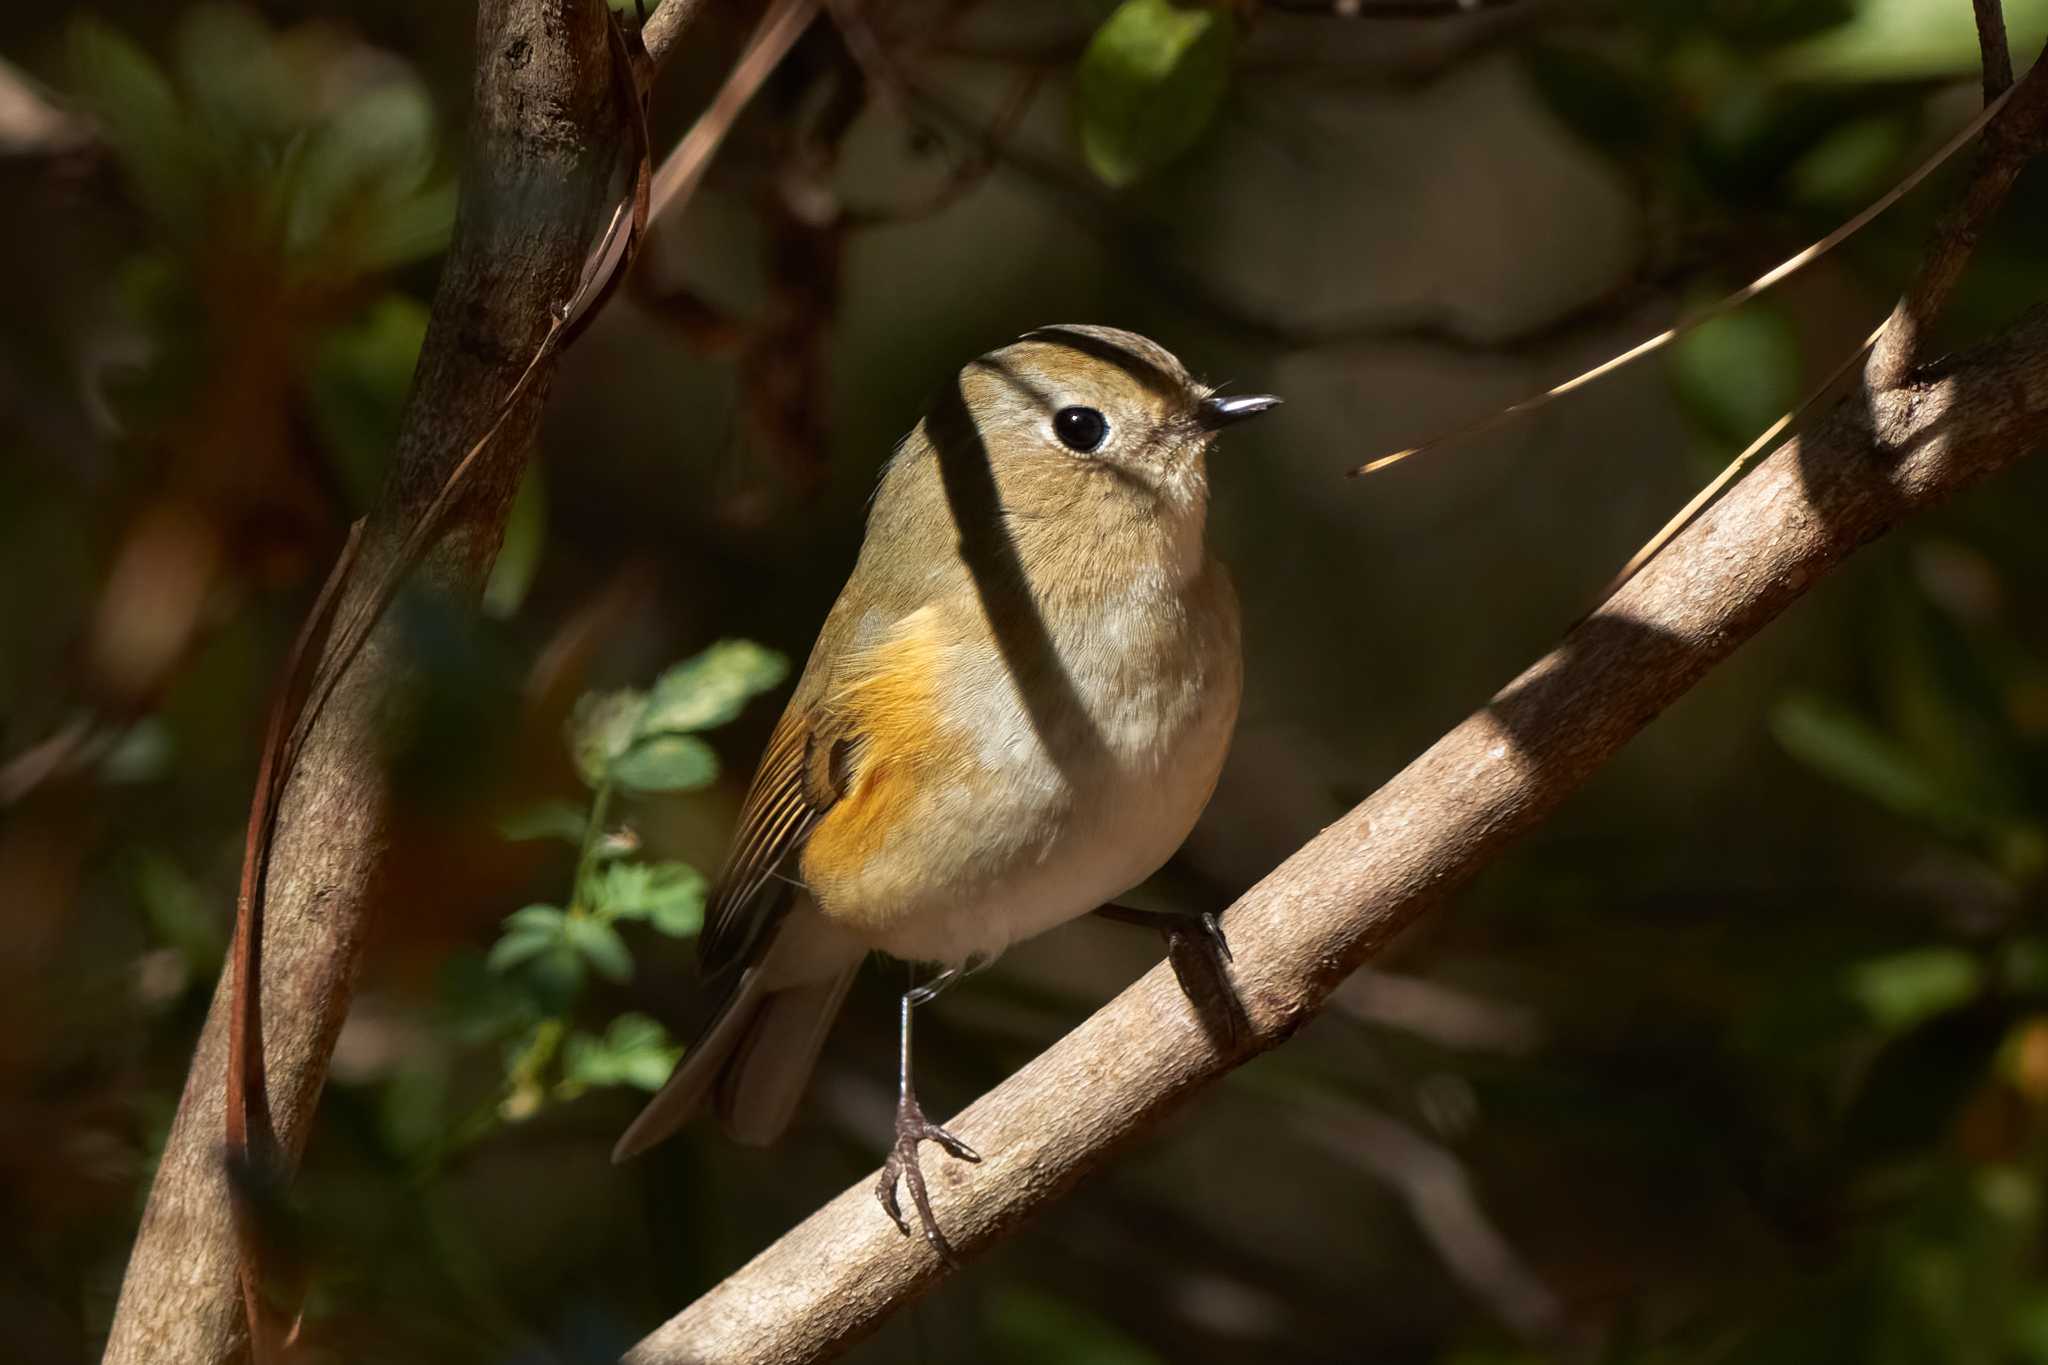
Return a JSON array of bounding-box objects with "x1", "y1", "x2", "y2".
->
[{"x1": 615, "y1": 325, "x2": 1277, "y2": 1254}]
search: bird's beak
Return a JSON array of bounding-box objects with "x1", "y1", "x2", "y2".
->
[{"x1": 1197, "y1": 393, "x2": 1282, "y2": 431}]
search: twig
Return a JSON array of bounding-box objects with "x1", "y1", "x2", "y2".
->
[
  {"x1": 1353, "y1": 79, "x2": 2020, "y2": 475},
  {"x1": 1974, "y1": 0, "x2": 2014, "y2": 104},
  {"x1": 651, "y1": 0, "x2": 820, "y2": 223},
  {"x1": 1865, "y1": 38, "x2": 2048, "y2": 392}
]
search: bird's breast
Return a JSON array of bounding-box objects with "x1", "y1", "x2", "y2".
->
[{"x1": 800, "y1": 556, "x2": 1241, "y2": 967}]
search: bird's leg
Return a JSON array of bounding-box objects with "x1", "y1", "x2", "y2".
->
[
  {"x1": 1094, "y1": 903, "x2": 1244, "y2": 1048},
  {"x1": 875, "y1": 968, "x2": 980, "y2": 1261}
]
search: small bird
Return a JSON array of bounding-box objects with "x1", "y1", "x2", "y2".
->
[{"x1": 614, "y1": 325, "x2": 1277, "y2": 1254}]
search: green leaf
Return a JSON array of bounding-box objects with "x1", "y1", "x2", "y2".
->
[
  {"x1": 485, "y1": 927, "x2": 557, "y2": 974},
  {"x1": 524, "y1": 945, "x2": 585, "y2": 1014},
  {"x1": 561, "y1": 1013, "x2": 682, "y2": 1093},
  {"x1": 68, "y1": 17, "x2": 205, "y2": 233},
  {"x1": 1777, "y1": 0, "x2": 2048, "y2": 83},
  {"x1": 498, "y1": 800, "x2": 590, "y2": 847},
  {"x1": 1667, "y1": 302, "x2": 1802, "y2": 446},
  {"x1": 563, "y1": 915, "x2": 634, "y2": 982},
  {"x1": 609, "y1": 734, "x2": 719, "y2": 794},
  {"x1": 1772, "y1": 693, "x2": 1988, "y2": 838},
  {"x1": 568, "y1": 687, "x2": 648, "y2": 788},
  {"x1": 174, "y1": 4, "x2": 295, "y2": 141},
  {"x1": 1075, "y1": 0, "x2": 1235, "y2": 189},
  {"x1": 485, "y1": 905, "x2": 567, "y2": 973},
  {"x1": 503, "y1": 904, "x2": 568, "y2": 934},
  {"x1": 288, "y1": 77, "x2": 448, "y2": 266},
  {"x1": 637, "y1": 640, "x2": 790, "y2": 737},
  {"x1": 1846, "y1": 947, "x2": 1983, "y2": 1034},
  {"x1": 588, "y1": 860, "x2": 707, "y2": 937},
  {"x1": 483, "y1": 467, "x2": 547, "y2": 620},
  {"x1": 436, "y1": 951, "x2": 539, "y2": 1046}
]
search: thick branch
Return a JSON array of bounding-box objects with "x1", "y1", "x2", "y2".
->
[
  {"x1": 101, "y1": 3, "x2": 617, "y2": 1362},
  {"x1": 623, "y1": 320, "x2": 2048, "y2": 1365}
]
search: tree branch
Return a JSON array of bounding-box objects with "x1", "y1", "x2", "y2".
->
[
  {"x1": 1865, "y1": 35, "x2": 2045, "y2": 392},
  {"x1": 101, "y1": 3, "x2": 619, "y2": 1360},
  {"x1": 624, "y1": 50, "x2": 2048, "y2": 1365}
]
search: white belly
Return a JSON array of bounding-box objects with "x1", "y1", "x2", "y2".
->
[{"x1": 865, "y1": 565, "x2": 1241, "y2": 967}]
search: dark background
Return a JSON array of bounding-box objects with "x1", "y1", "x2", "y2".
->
[{"x1": 6, "y1": 1, "x2": 2048, "y2": 1361}]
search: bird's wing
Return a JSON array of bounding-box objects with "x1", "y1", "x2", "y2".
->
[
  {"x1": 695, "y1": 576, "x2": 900, "y2": 973},
  {"x1": 696, "y1": 703, "x2": 839, "y2": 973}
]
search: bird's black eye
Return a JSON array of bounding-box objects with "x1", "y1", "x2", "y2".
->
[{"x1": 1053, "y1": 406, "x2": 1109, "y2": 453}]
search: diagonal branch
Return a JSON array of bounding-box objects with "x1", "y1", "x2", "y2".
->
[{"x1": 624, "y1": 51, "x2": 2048, "y2": 1365}]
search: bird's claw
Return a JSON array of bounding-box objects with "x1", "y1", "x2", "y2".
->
[{"x1": 874, "y1": 1094, "x2": 980, "y2": 1262}]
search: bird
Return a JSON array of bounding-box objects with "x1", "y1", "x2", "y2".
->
[{"x1": 613, "y1": 324, "x2": 1278, "y2": 1256}]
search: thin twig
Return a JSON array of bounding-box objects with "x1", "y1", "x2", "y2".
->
[
  {"x1": 1974, "y1": 0, "x2": 2014, "y2": 104},
  {"x1": 651, "y1": 0, "x2": 820, "y2": 223},
  {"x1": 1351, "y1": 80, "x2": 2018, "y2": 475},
  {"x1": 1865, "y1": 38, "x2": 2048, "y2": 392}
]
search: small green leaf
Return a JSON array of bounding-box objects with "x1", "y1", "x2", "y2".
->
[
  {"x1": 568, "y1": 688, "x2": 648, "y2": 787},
  {"x1": 564, "y1": 915, "x2": 634, "y2": 982},
  {"x1": 562, "y1": 1013, "x2": 682, "y2": 1093},
  {"x1": 610, "y1": 735, "x2": 719, "y2": 793},
  {"x1": 287, "y1": 78, "x2": 440, "y2": 257},
  {"x1": 68, "y1": 16, "x2": 205, "y2": 233},
  {"x1": 498, "y1": 800, "x2": 589, "y2": 846},
  {"x1": 485, "y1": 927, "x2": 558, "y2": 974},
  {"x1": 637, "y1": 640, "x2": 790, "y2": 737},
  {"x1": 436, "y1": 951, "x2": 539, "y2": 1046},
  {"x1": 485, "y1": 905, "x2": 568, "y2": 973},
  {"x1": 503, "y1": 904, "x2": 567, "y2": 934},
  {"x1": 524, "y1": 945, "x2": 585, "y2": 1014},
  {"x1": 1075, "y1": 0, "x2": 1235, "y2": 189},
  {"x1": 1846, "y1": 948, "x2": 1983, "y2": 1035},
  {"x1": 588, "y1": 861, "x2": 707, "y2": 937}
]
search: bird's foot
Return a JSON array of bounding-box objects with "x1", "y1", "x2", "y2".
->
[{"x1": 874, "y1": 1091, "x2": 980, "y2": 1263}]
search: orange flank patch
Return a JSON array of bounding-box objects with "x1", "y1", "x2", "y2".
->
[{"x1": 800, "y1": 612, "x2": 958, "y2": 907}]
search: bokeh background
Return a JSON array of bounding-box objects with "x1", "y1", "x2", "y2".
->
[{"x1": 7, "y1": 1, "x2": 2048, "y2": 1361}]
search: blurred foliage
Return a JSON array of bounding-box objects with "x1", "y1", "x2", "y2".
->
[
  {"x1": 1076, "y1": 0, "x2": 1236, "y2": 188},
  {"x1": 478, "y1": 641, "x2": 786, "y2": 1127},
  {"x1": 5, "y1": 0, "x2": 2048, "y2": 1362}
]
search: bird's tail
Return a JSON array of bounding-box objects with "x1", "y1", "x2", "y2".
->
[{"x1": 611, "y1": 962, "x2": 858, "y2": 1162}]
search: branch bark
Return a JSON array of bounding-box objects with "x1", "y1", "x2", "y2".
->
[
  {"x1": 625, "y1": 54, "x2": 2048, "y2": 1365},
  {"x1": 101, "y1": 2, "x2": 619, "y2": 1360},
  {"x1": 626, "y1": 314, "x2": 2048, "y2": 1365}
]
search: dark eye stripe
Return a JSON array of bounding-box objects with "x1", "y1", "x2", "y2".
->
[{"x1": 1054, "y1": 406, "x2": 1109, "y2": 453}]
